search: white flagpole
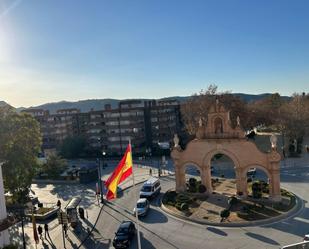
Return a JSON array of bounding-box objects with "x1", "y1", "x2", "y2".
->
[{"x1": 129, "y1": 139, "x2": 142, "y2": 249}]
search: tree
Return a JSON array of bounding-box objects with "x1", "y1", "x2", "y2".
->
[
  {"x1": 181, "y1": 84, "x2": 252, "y2": 138},
  {"x1": 58, "y1": 136, "x2": 87, "y2": 159},
  {"x1": 280, "y1": 93, "x2": 309, "y2": 154},
  {"x1": 0, "y1": 109, "x2": 42, "y2": 204},
  {"x1": 42, "y1": 155, "x2": 67, "y2": 179}
]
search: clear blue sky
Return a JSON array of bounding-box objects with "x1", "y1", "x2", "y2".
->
[{"x1": 0, "y1": 0, "x2": 308, "y2": 107}]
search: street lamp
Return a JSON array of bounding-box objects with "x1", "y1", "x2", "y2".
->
[
  {"x1": 97, "y1": 138, "x2": 104, "y2": 204},
  {"x1": 97, "y1": 158, "x2": 104, "y2": 204}
]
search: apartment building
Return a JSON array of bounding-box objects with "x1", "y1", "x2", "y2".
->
[
  {"x1": 88, "y1": 100, "x2": 146, "y2": 155},
  {"x1": 87, "y1": 99, "x2": 183, "y2": 156},
  {"x1": 22, "y1": 108, "x2": 87, "y2": 151},
  {"x1": 23, "y1": 99, "x2": 184, "y2": 156}
]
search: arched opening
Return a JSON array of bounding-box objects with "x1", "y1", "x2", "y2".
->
[
  {"x1": 214, "y1": 117, "x2": 223, "y2": 134},
  {"x1": 210, "y1": 153, "x2": 237, "y2": 196},
  {"x1": 243, "y1": 166, "x2": 271, "y2": 199},
  {"x1": 184, "y1": 163, "x2": 203, "y2": 193}
]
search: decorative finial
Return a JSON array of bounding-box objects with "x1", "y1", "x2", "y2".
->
[
  {"x1": 199, "y1": 117, "x2": 203, "y2": 127},
  {"x1": 270, "y1": 134, "x2": 277, "y2": 149},
  {"x1": 173, "y1": 134, "x2": 180, "y2": 147},
  {"x1": 236, "y1": 116, "x2": 240, "y2": 126}
]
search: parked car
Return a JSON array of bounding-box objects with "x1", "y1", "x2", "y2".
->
[
  {"x1": 304, "y1": 234, "x2": 309, "y2": 241},
  {"x1": 133, "y1": 198, "x2": 150, "y2": 217},
  {"x1": 140, "y1": 177, "x2": 161, "y2": 198},
  {"x1": 113, "y1": 221, "x2": 136, "y2": 248}
]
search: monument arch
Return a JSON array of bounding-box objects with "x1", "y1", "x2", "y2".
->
[{"x1": 172, "y1": 101, "x2": 282, "y2": 202}]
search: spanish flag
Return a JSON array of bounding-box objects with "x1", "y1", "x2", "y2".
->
[{"x1": 105, "y1": 144, "x2": 133, "y2": 200}]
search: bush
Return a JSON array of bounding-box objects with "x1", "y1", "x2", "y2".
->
[
  {"x1": 198, "y1": 184, "x2": 207, "y2": 193},
  {"x1": 163, "y1": 191, "x2": 177, "y2": 206},
  {"x1": 175, "y1": 202, "x2": 182, "y2": 210},
  {"x1": 188, "y1": 185, "x2": 197, "y2": 193},
  {"x1": 189, "y1": 178, "x2": 197, "y2": 187},
  {"x1": 242, "y1": 205, "x2": 250, "y2": 213},
  {"x1": 220, "y1": 209, "x2": 230, "y2": 221},
  {"x1": 180, "y1": 203, "x2": 189, "y2": 211},
  {"x1": 252, "y1": 181, "x2": 262, "y2": 199},
  {"x1": 176, "y1": 193, "x2": 191, "y2": 204},
  {"x1": 228, "y1": 196, "x2": 238, "y2": 206}
]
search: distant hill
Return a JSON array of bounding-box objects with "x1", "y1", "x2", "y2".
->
[
  {"x1": 0, "y1": 101, "x2": 14, "y2": 109},
  {"x1": 18, "y1": 93, "x2": 291, "y2": 114}
]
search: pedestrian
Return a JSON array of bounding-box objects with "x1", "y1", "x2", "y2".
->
[
  {"x1": 57, "y1": 200, "x2": 61, "y2": 208},
  {"x1": 63, "y1": 223, "x2": 68, "y2": 237},
  {"x1": 38, "y1": 225, "x2": 43, "y2": 241},
  {"x1": 149, "y1": 168, "x2": 152, "y2": 176},
  {"x1": 44, "y1": 223, "x2": 49, "y2": 239}
]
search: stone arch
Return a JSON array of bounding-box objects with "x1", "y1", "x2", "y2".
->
[
  {"x1": 177, "y1": 161, "x2": 206, "y2": 192},
  {"x1": 202, "y1": 149, "x2": 241, "y2": 195},
  {"x1": 171, "y1": 101, "x2": 282, "y2": 202}
]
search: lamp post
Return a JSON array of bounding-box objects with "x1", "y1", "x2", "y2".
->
[
  {"x1": 97, "y1": 158, "x2": 104, "y2": 204},
  {"x1": 97, "y1": 138, "x2": 104, "y2": 204}
]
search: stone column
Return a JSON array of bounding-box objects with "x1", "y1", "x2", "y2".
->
[
  {"x1": 203, "y1": 166, "x2": 213, "y2": 194},
  {"x1": 175, "y1": 165, "x2": 186, "y2": 192},
  {"x1": 235, "y1": 168, "x2": 247, "y2": 198},
  {"x1": 271, "y1": 168, "x2": 281, "y2": 202}
]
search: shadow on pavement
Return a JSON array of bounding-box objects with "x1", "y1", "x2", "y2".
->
[
  {"x1": 206, "y1": 227, "x2": 228, "y2": 236},
  {"x1": 245, "y1": 232, "x2": 280, "y2": 245},
  {"x1": 141, "y1": 207, "x2": 168, "y2": 224}
]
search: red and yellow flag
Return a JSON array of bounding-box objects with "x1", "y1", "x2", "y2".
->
[{"x1": 104, "y1": 144, "x2": 133, "y2": 200}]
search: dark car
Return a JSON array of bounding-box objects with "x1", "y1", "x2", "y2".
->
[{"x1": 113, "y1": 221, "x2": 136, "y2": 248}]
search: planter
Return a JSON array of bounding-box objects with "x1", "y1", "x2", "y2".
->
[{"x1": 25, "y1": 207, "x2": 59, "y2": 220}]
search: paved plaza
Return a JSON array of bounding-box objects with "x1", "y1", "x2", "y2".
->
[{"x1": 7, "y1": 149, "x2": 309, "y2": 249}]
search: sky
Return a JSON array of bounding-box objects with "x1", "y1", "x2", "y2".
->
[{"x1": 0, "y1": 0, "x2": 308, "y2": 107}]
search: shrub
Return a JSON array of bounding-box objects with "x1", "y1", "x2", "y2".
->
[
  {"x1": 220, "y1": 209, "x2": 230, "y2": 221},
  {"x1": 175, "y1": 202, "x2": 182, "y2": 210},
  {"x1": 242, "y1": 206, "x2": 250, "y2": 213},
  {"x1": 252, "y1": 181, "x2": 262, "y2": 199},
  {"x1": 188, "y1": 185, "x2": 197, "y2": 193},
  {"x1": 228, "y1": 196, "x2": 238, "y2": 206},
  {"x1": 176, "y1": 193, "x2": 191, "y2": 204},
  {"x1": 163, "y1": 191, "x2": 177, "y2": 205},
  {"x1": 189, "y1": 178, "x2": 197, "y2": 187},
  {"x1": 180, "y1": 203, "x2": 189, "y2": 211},
  {"x1": 198, "y1": 184, "x2": 207, "y2": 193}
]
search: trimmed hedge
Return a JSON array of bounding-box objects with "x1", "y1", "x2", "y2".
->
[{"x1": 198, "y1": 184, "x2": 207, "y2": 193}]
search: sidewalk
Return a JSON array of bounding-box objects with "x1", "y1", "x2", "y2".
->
[{"x1": 11, "y1": 164, "x2": 169, "y2": 248}]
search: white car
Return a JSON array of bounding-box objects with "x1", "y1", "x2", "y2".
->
[
  {"x1": 133, "y1": 198, "x2": 150, "y2": 217},
  {"x1": 304, "y1": 234, "x2": 309, "y2": 241}
]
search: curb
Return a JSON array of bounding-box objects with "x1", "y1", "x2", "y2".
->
[{"x1": 160, "y1": 190, "x2": 304, "y2": 228}]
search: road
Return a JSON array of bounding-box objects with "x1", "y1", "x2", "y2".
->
[{"x1": 95, "y1": 159, "x2": 309, "y2": 249}]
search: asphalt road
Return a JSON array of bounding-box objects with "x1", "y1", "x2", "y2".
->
[{"x1": 96, "y1": 162, "x2": 309, "y2": 249}]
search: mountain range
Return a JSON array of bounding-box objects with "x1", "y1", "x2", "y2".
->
[{"x1": 1, "y1": 93, "x2": 290, "y2": 114}]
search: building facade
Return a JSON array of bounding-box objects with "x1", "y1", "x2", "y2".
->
[{"x1": 23, "y1": 100, "x2": 184, "y2": 156}]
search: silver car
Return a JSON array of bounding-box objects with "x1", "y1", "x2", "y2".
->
[{"x1": 133, "y1": 198, "x2": 150, "y2": 217}]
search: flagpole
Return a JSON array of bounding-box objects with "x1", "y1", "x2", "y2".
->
[{"x1": 129, "y1": 139, "x2": 142, "y2": 249}]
